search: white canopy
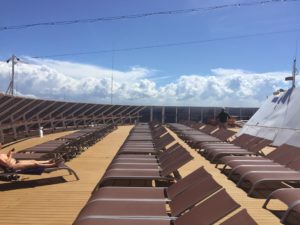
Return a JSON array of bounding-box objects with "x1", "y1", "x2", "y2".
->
[{"x1": 239, "y1": 87, "x2": 300, "y2": 147}]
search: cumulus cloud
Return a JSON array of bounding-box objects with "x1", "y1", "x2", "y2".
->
[{"x1": 0, "y1": 57, "x2": 292, "y2": 106}]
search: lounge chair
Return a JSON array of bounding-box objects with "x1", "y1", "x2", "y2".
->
[
  {"x1": 177, "y1": 128, "x2": 236, "y2": 151},
  {"x1": 152, "y1": 126, "x2": 168, "y2": 139},
  {"x1": 90, "y1": 167, "x2": 210, "y2": 199},
  {"x1": 224, "y1": 145, "x2": 300, "y2": 179},
  {"x1": 263, "y1": 188, "x2": 300, "y2": 223},
  {"x1": 169, "y1": 123, "x2": 243, "y2": 150},
  {"x1": 236, "y1": 157, "x2": 300, "y2": 195},
  {"x1": 205, "y1": 138, "x2": 272, "y2": 163},
  {"x1": 97, "y1": 153, "x2": 193, "y2": 187},
  {"x1": 110, "y1": 145, "x2": 188, "y2": 168},
  {"x1": 113, "y1": 143, "x2": 181, "y2": 162},
  {"x1": 73, "y1": 189, "x2": 240, "y2": 225},
  {"x1": 118, "y1": 133, "x2": 175, "y2": 155},
  {"x1": 108, "y1": 150, "x2": 191, "y2": 171},
  {"x1": 198, "y1": 124, "x2": 218, "y2": 134},
  {"x1": 0, "y1": 163, "x2": 79, "y2": 181},
  {"x1": 77, "y1": 175, "x2": 221, "y2": 219},
  {"x1": 217, "y1": 144, "x2": 293, "y2": 169},
  {"x1": 201, "y1": 133, "x2": 254, "y2": 151},
  {"x1": 202, "y1": 128, "x2": 236, "y2": 144},
  {"x1": 90, "y1": 170, "x2": 221, "y2": 215}
]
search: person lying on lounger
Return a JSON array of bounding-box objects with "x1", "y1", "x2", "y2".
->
[{"x1": 0, "y1": 143, "x2": 63, "y2": 170}]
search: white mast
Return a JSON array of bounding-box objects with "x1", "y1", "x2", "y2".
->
[
  {"x1": 5, "y1": 54, "x2": 19, "y2": 96},
  {"x1": 292, "y1": 57, "x2": 298, "y2": 88},
  {"x1": 285, "y1": 57, "x2": 298, "y2": 88}
]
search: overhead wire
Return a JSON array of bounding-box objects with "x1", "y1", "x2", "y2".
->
[
  {"x1": 32, "y1": 27, "x2": 300, "y2": 59},
  {"x1": 0, "y1": 0, "x2": 299, "y2": 31}
]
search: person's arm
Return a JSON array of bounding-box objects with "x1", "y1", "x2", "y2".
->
[
  {"x1": 1, "y1": 149, "x2": 16, "y2": 169},
  {"x1": 7, "y1": 148, "x2": 15, "y2": 160},
  {"x1": 227, "y1": 113, "x2": 231, "y2": 119},
  {"x1": 0, "y1": 154, "x2": 13, "y2": 169}
]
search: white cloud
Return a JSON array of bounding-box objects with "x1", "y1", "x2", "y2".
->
[{"x1": 0, "y1": 57, "x2": 292, "y2": 106}]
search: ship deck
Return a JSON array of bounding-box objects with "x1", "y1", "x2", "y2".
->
[{"x1": 0, "y1": 125, "x2": 292, "y2": 225}]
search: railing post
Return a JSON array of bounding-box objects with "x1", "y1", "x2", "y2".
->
[
  {"x1": 162, "y1": 107, "x2": 165, "y2": 124},
  {"x1": 150, "y1": 106, "x2": 153, "y2": 122}
]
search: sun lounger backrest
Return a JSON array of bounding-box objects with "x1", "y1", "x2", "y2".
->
[
  {"x1": 219, "y1": 209, "x2": 258, "y2": 225},
  {"x1": 272, "y1": 145, "x2": 300, "y2": 165},
  {"x1": 155, "y1": 133, "x2": 175, "y2": 149},
  {"x1": 210, "y1": 129, "x2": 225, "y2": 138},
  {"x1": 170, "y1": 175, "x2": 222, "y2": 216},
  {"x1": 160, "y1": 147, "x2": 189, "y2": 165},
  {"x1": 167, "y1": 167, "x2": 211, "y2": 199},
  {"x1": 160, "y1": 153, "x2": 194, "y2": 177},
  {"x1": 230, "y1": 133, "x2": 252, "y2": 145},
  {"x1": 157, "y1": 133, "x2": 173, "y2": 142},
  {"x1": 174, "y1": 189, "x2": 240, "y2": 225},
  {"x1": 247, "y1": 139, "x2": 272, "y2": 153},
  {"x1": 156, "y1": 133, "x2": 173, "y2": 143},
  {"x1": 286, "y1": 154, "x2": 300, "y2": 170},
  {"x1": 241, "y1": 136, "x2": 264, "y2": 149},
  {"x1": 160, "y1": 149, "x2": 191, "y2": 168},
  {"x1": 190, "y1": 123, "x2": 204, "y2": 130},
  {"x1": 200, "y1": 125, "x2": 216, "y2": 134},
  {"x1": 215, "y1": 129, "x2": 237, "y2": 142},
  {"x1": 266, "y1": 144, "x2": 293, "y2": 161},
  {"x1": 164, "y1": 142, "x2": 181, "y2": 153},
  {"x1": 152, "y1": 126, "x2": 167, "y2": 138},
  {"x1": 160, "y1": 144, "x2": 185, "y2": 155},
  {"x1": 158, "y1": 143, "x2": 181, "y2": 161}
]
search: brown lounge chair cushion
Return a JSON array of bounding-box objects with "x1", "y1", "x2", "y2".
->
[
  {"x1": 74, "y1": 190, "x2": 240, "y2": 225},
  {"x1": 91, "y1": 167, "x2": 210, "y2": 201},
  {"x1": 79, "y1": 174, "x2": 222, "y2": 222},
  {"x1": 219, "y1": 209, "x2": 258, "y2": 225},
  {"x1": 73, "y1": 218, "x2": 170, "y2": 225}
]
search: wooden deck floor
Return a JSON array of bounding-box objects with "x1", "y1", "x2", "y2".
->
[
  {"x1": 167, "y1": 127, "x2": 286, "y2": 225},
  {"x1": 0, "y1": 125, "x2": 291, "y2": 225},
  {"x1": 0, "y1": 126, "x2": 132, "y2": 225}
]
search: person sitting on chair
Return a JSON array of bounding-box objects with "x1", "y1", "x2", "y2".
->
[
  {"x1": 217, "y1": 108, "x2": 231, "y2": 129},
  {"x1": 0, "y1": 143, "x2": 63, "y2": 170}
]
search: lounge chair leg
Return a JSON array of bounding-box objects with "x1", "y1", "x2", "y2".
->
[
  {"x1": 63, "y1": 167, "x2": 80, "y2": 180},
  {"x1": 263, "y1": 189, "x2": 281, "y2": 208},
  {"x1": 247, "y1": 180, "x2": 262, "y2": 196},
  {"x1": 281, "y1": 200, "x2": 300, "y2": 223},
  {"x1": 228, "y1": 167, "x2": 239, "y2": 179},
  {"x1": 247, "y1": 186, "x2": 255, "y2": 196},
  {"x1": 262, "y1": 196, "x2": 272, "y2": 208},
  {"x1": 237, "y1": 172, "x2": 252, "y2": 187},
  {"x1": 221, "y1": 165, "x2": 228, "y2": 173},
  {"x1": 236, "y1": 177, "x2": 244, "y2": 187},
  {"x1": 210, "y1": 156, "x2": 217, "y2": 163},
  {"x1": 173, "y1": 170, "x2": 182, "y2": 179}
]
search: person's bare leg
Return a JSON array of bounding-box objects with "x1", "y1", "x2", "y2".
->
[
  {"x1": 18, "y1": 160, "x2": 52, "y2": 164},
  {"x1": 11, "y1": 161, "x2": 58, "y2": 170}
]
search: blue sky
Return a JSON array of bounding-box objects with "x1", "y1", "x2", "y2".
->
[{"x1": 0, "y1": 0, "x2": 300, "y2": 106}]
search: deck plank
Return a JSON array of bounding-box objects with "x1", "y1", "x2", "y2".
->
[
  {"x1": 0, "y1": 125, "x2": 288, "y2": 225},
  {"x1": 0, "y1": 126, "x2": 132, "y2": 225}
]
